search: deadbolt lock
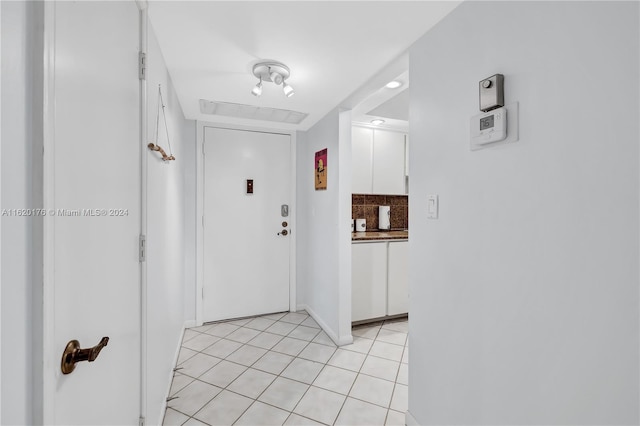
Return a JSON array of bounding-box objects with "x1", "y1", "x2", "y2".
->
[
  {"x1": 280, "y1": 230, "x2": 288, "y2": 236},
  {"x1": 282, "y1": 221, "x2": 288, "y2": 227}
]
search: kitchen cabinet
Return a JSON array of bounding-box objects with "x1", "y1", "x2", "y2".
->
[
  {"x1": 372, "y1": 130, "x2": 406, "y2": 195},
  {"x1": 352, "y1": 242, "x2": 387, "y2": 322},
  {"x1": 351, "y1": 126, "x2": 408, "y2": 195},
  {"x1": 352, "y1": 126, "x2": 374, "y2": 194},
  {"x1": 352, "y1": 240, "x2": 409, "y2": 322},
  {"x1": 387, "y1": 241, "x2": 409, "y2": 315}
]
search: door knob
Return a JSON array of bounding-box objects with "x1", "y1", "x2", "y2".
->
[
  {"x1": 277, "y1": 229, "x2": 288, "y2": 236},
  {"x1": 61, "y1": 336, "x2": 109, "y2": 374}
]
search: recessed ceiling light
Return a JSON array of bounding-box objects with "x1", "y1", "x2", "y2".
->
[
  {"x1": 385, "y1": 81, "x2": 402, "y2": 89},
  {"x1": 371, "y1": 119, "x2": 385, "y2": 125}
]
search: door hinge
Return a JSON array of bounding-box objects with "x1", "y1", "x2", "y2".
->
[
  {"x1": 139, "y1": 234, "x2": 146, "y2": 262},
  {"x1": 139, "y1": 416, "x2": 145, "y2": 426},
  {"x1": 138, "y1": 51, "x2": 146, "y2": 80}
]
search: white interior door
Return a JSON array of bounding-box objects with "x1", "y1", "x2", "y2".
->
[
  {"x1": 46, "y1": 2, "x2": 141, "y2": 424},
  {"x1": 203, "y1": 127, "x2": 291, "y2": 322}
]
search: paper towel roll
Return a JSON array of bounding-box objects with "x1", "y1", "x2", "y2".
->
[
  {"x1": 355, "y1": 218, "x2": 366, "y2": 232},
  {"x1": 378, "y1": 206, "x2": 391, "y2": 230}
]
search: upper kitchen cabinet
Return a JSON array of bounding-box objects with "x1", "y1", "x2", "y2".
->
[
  {"x1": 352, "y1": 126, "x2": 374, "y2": 194},
  {"x1": 372, "y1": 129, "x2": 406, "y2": 195},
  {"x1": 352, "y1": 126, "x2": 408, "y2": 195}
]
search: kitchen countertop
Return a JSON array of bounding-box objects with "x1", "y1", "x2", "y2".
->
[{"x1": 352, "y1": 230, "x2": 408, "y2": 241}]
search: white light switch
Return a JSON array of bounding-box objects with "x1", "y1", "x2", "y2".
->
[{"x1": 427, "y1": 195, "x2": 439, "y2": 219}]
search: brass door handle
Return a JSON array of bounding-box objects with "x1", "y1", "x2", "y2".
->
[{"x1": 61, "y1": 336, "x2": 109, "y2": 374}]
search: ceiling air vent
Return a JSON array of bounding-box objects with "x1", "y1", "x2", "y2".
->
[{"x1": 199, "y1": 99, "x2": 308, "y2": 125}]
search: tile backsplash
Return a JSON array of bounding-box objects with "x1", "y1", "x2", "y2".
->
[{"x1": 352, "y1": 194, "x2": 408, "y2": 230}]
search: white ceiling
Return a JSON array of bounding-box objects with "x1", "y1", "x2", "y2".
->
[{"x1": 148, "y1": 1, "x2": 460, "y2": 131}]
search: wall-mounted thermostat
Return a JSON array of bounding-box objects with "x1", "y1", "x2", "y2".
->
[{"x1": 470, "y1": 107, "x2": 507, "y2": 145}]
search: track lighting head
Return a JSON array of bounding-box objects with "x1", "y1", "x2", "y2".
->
[
  {"x1": 270, "y1": 72, "x2": 284, "y2": 85},
  {"x1": 252, "y1": 61, "x2": 294, "y2": 98},
  {"x1": 283, "y1": 81, "x2": 294, "y2": 98},
  {"x1": 251, "y1": 78, "x2": 263, "y2": 97}
]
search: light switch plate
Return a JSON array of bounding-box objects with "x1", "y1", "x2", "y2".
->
[{"x1": 427, "y1": 195, "x2": 439, "y2": 219}]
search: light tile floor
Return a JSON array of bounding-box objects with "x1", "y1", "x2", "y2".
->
[{"x1": 163, "y1": 311, "x2": 408, "y2": 426}]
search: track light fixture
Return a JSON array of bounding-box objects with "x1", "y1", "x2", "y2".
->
[
  {"x1": 283, "y1": 81, "x2": 294, "y2": 98},
  {"x1": 251, "y1": 78, "x2": 263, "y2": 97},
  {"x1": 251, "y1": 61, "x2": 295, "y2": 98}
]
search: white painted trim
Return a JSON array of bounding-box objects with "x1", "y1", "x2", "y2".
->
[
  {"x1": 337, "y1": 110, "x2": 354, "y2": 345},
  {"x1": 405, "y1": 410, "x2": 419, "y2": 426},
  {"x1": 41, "y1": 2, "x2": 56, "y2": 422},
  {"x1": 289, "y1": 131, "x2": 297, "y2": 313},
  {"x1": 352, "y1": 122, "x2": 409, "y2": 135},
  {"x1": 158, "y1": 322, "x2": 188, "y2": 425},
  {"x1": 0, "y1": 2, "x2": 3, "y2": 420},
  {"x1": 195, "y1": 120, "x2": 297, "y2": 326},
  {"x1": 299, "y1": 304, "x2": 353, "y2": 347},
  {"x1": 195, "y1": 123, "x2": 204, "y2": 325},
  {"x1": 138, "y1": 6, "x2": 148, "y2": 425},
  {"x1": 135, "y1": 0, "x2": 148, "y2": 11}
]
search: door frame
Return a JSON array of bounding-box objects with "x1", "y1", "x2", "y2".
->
[
  {"x1": 0, "y1": 2, "x2": 3, "y2": 420},
  {"x1": 195, "y1": 121, "x2": 297, "y2": 326},
  {"x1": 42, "y1": 3, "x2": 56, "y2": 420},
  {"x1": 41, "y1": 2, "x2": 146, "y2": 423}
]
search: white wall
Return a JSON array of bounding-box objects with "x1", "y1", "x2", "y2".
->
[
  {"x1": 408, "y1": 1, "x2": 639, "y2": 424},
  {"x1": 297, "y1": 109, "x2": 353, "y2": 345},
  {"x1": 0, "y1": 2, "x2": 43, "y2": 423},
  {"x1": 145, "y1": 20, "x2": 194, "y2": 426}
]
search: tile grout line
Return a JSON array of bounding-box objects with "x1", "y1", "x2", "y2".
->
[
  {"x1": 185, "y1": 315, "x2": 321, "y2": 425},
  {"x1": 166, "y1": 314, "x2": 407, "y2": 426},
  {"x1": 331, "y1": 322, "x2": 382, "y2": 425},
  {"x1": 266, "y1": 329, "x2": 325, "y2": 424},
  {"x1": 227, "y1": 319, "x2": 329, "y2": 425}
]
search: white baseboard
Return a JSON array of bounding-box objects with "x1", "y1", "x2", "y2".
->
[
  {"x1": 405, "y1": 410, "x2": 419, "y2": 426},
  {"x1": 337, "y1": 333, "x2": 354, "y2": 346},
  {"x1": 158, "y1": 323, "x2": 189, "y2": 423},
  {"x1": 298, "y1": 304, "x2": 353, "y2": 346}
]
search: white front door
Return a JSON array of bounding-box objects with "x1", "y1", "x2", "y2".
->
[
  {"x1": 203, "y1": 127, "x2": 291, "y2": 322},
  {"x1": 45, "y1": 2, "x2": 141, "y2": 424}
]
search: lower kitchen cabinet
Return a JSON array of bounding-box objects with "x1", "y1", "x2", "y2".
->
[
  {"x1": 352, "y1": 242, "x2": 387, "y2": 322},
  {"x1": 387, "y1": 241, "x2": 409, "y2": 315},
  {"x1": 352, "y1": 240, "x2": 409, "y2": 322}
]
